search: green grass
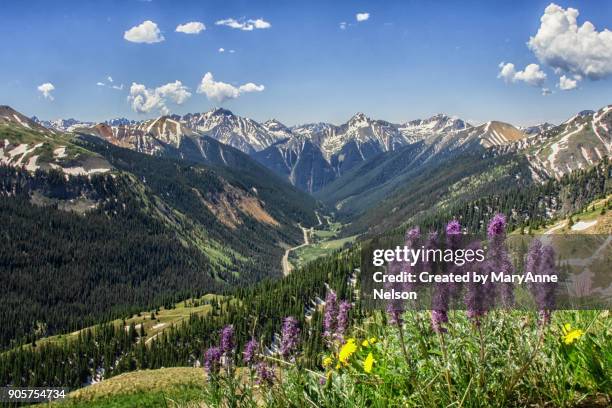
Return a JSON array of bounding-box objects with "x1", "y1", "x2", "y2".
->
[
  {"x1": 44, "y1": 367, "x2": 207, "y2": 408},
  {"x1": 289, "y1": 217, "x2": 356, "y2": 268},
  {"x1": 292, "y1": 235, "x2": 357, "y2": 267}
]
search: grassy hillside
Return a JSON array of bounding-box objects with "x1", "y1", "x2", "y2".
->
[{"x1": 46, "y1": 367, "x2": 207, "y2": 407}]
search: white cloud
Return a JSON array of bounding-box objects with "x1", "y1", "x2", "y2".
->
[
  {"x1": 215, "y1": 18, "x2": 271, "y2": 31},
  {"x1": 356, "y1": 13, "x2": 370, "y2": 22},
  {"x1": 107, "y1": 76, "x2": 113, "y2": 83},
  {"x1": 218, "y1": 47, "x2": 225, "y2": 53},
  {"x1": 229, "y1": 49, "x2": 235, "y2": 53},
  {"x1": 514, "y1": 63, "x2": 547, "y2": 86},
  {"x1": 96, "y1": 82, "x2": 105, "y2": 87},
  {"x1": 176, "y1": 21, "x2": 206, "y2": 34},
  {"x1": 528, "y1": 3, "x2": 612, "y2": 80},
  {"x1": 37, "y1": 83, "x2": 55, "y2": 100},
  {"x1": 497, "y1": 62, "x2": 517, "y2": 82},
  {"x1": 339, "y1": 22, "x2": 348, "y2": 30},
  {"x1": 541, "y1": 87, "x2": 552, "y2": 96},
  {"x1": 112, "y1": 84, "x2": 124, "y2": 91},
  {"x1": 558, "y1": 75, "x2": 578, "y2": 90},
  {"x1": 124, "y1": 20, "x2": 165, "y2": 43},
  {"x1": 497, "y1": 62, "x2": 547, "y2": 86},
  {"x1": 238, "y1": 83, "x2": 265, "y2": 93},
  {"x1": 128, "y1": 80, "x2": 191, "y2": 114},
  {"x1": 197, "y1": 72, "x2": 264, "y2": 103}
]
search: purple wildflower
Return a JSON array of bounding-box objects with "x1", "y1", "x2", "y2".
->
[
  {"x1": 486, "y1": 214, "x2": 514, "y2": 307},
  {"x1": 204, "y1": 346, "x2": 222, "y2": 376},
  {"x1": 280, "y1": 316, "x2": 300, "y2": 359},
  {"x1": 405, "y1": 226, "x2": 421, "y2": 246},
  {"x1": 464, "y1": 241, "x2": 489, "y2": 326},
  {"x1": 525, "y1": 240, "x2": 558, "y2": 326},
  {"x1": 445, "y1": 222, "x2": 464, "y2": 303},
  {"x1": 487, "y1": 213, "x2": 507, "y2": 238},
  {"x1": 430, "y1": 229, "x2": 450, "y2": 332},
  {"x1": 220, "y1": 325, "x2": 235, "y2": 353},
  {"x1": 336, "y1": 301, "x2": 352, "y2": 338},
  {"x1": 255, "y1": 362, "x2": 275, "y2": 385},
  {"x1": 243, "y1": 338, "x2": 258, "y2": 365},
  {"x1": 323, "y1": 290, "x2": 338, "y2": 338},
  {"x1": 431, "y1": 310, "x2": 448, "y2": 334},
  {"x1": 446, "y1": 220, "x2": 461, "y2": 236}
]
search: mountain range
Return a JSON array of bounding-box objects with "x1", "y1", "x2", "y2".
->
[
  {"x1": 27, "y1": 106, "x2": 611, "y2": 197},
  {"x1": 8, "y1": 103, "x2": 610, "y2": 235}
]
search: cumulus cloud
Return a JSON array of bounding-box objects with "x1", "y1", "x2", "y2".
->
[
  {"x1": 497, "y1": 62, "x2": 547, "y2": 86},
  {"x1": 238, "y1": 82, "x2": 265, "y2": 93},
  {"x1": 128, "y1": 80, "x2": 191, "y2": 114},
  {"x1": 107, "y1": 76, "x2": 113, "y2": 83},
  {"x1": 558, "y1": 75, "x2": 579, "y2": 90},
  {"x1": 37, "y1": 83, "x2": 55, "y2": 100},
  {"x1": 356, "y1": 13, "x2": 370, "y2": 22},
  {"x1": 215, "y1": 18, "x2": 271, "y2": 31},
  {"x1": 218, "y1": 47, "x2": 225, "y2": 53},
  {"x1": 528, "y1": 3, "x2": 612, "y2": 80},
  {"x1": 196, "y1": 72, "x2": 264, "y2": 103},
  {"x1": 176, "y1": 21, "x2": 206, "y2": 34},
  {"x1": 541, "y1": 87, "x2": 552, "y2": 96},
  {"x1": 124, "y1": 20, "x2": 164, "y2": 43}
]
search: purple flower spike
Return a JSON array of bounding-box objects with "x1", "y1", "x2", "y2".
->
[
  {"x1": 256, "y1": 362, "x2": 275, "y2": 385},
  {"x1": 323, "y1": 290, "x2": 338, "y2": 338},
  {"x1": 280, "y1": 316, "x2": 300, "y2": 359},
  {"x1": 243, "y1": 338, "x2": 258, "y2": 365},
  {"x1": 526, "y1": 240, "x2": 558, "y2": 326},
  {"x1": 446, "y1": 220, "x2": 461, "y2": 236},
  {"x1": 204, "y1": 346, "x2": 222, "y2": 376},
  {"x1": 220, "y1": 325, "x2": 235, "y2": 353},
  {"x1": 405, "y1": 226, "x2": 421, "y2": 246},
  {"x1": 336, "y1": 301, "x2": 352, "y2": 338},
  {"x1": 431, "y1": 310, "x2": 448, "y2": 333},
  {"x1": 487, "y1": 213, "x2": 507, "y2": 239}
]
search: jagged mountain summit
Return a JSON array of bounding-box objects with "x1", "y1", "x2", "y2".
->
[
  {"x1": 181, "y1": 108, "x2": 285, "y2": 153},
  {"x1": 31, "y1": 116, "x2": 94, "y2": 132}
]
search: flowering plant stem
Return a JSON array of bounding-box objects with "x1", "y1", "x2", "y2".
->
[
  {"x1": 502, "y1": 325, "x2": 546, "y2": 404},
  {"x1": 396, "y1": 320, "x2": 415, "y2": 382},
  {"x1": 438, "y1": 331, "x2": 453, "y2": 399}
]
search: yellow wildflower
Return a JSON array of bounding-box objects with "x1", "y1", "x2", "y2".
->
[
  {"x1": 322, "y1": 356, "x2": 333, "y2": 368},
  {"x1": 363, "y1": 352, "x2": 375, "y2": 373},
  {"x1": 562, "y1": 323, "x2": 584, "y2": 345},
  {"x1": 362, "y1": 337, "x2": 377, "y2": 347},
  {"x1": 338, "y1": 338, "x2": 358, "y2": 365}
]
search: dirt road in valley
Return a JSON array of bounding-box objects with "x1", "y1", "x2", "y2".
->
[{"x1": 281, "y1": 225, "x2": 310, "y2": 276}]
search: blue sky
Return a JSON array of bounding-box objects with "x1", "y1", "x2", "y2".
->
[{"x1": 1, "y1": 0, "x2": 611, "y2": 126}]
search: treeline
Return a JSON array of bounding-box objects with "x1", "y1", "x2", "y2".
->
[
  {"x1": 414, "y1": 159, "x2": 610, "y2": 234},
  {"x1": 0, "y1": 251, "x2": 359, "y2": 388}
]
